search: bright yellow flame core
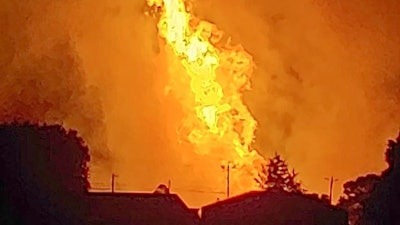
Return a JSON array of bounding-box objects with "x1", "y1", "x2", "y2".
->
[{"x1": 147, "y1": 0, "x2": 263, "y2": 170}]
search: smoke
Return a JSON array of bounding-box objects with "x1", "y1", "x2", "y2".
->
[
  {"x1": 1, "y1": 0, "x2": 399, "y2": 207},
  {"x1": 0, "y1": 1, "x2": 111, "y2": 179},
  {"x1": 193, "y1": 0, "x2": 400, "y2": 201}
]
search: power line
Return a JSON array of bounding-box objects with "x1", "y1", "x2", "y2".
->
[
  {"x1": 173, "y1": 188, "x2": 225, "y2": 194},
  {"x1": 90, "y1": 183, "x2": 225, "y2": 195}
]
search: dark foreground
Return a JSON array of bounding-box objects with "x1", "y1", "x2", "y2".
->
[{"x1": 0, "y1": 123, "x2": 398, "y2": 225}]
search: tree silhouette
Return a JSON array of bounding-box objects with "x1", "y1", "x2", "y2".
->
[
  {"x1": 338, "y1": 132, "x2": 400, "y2": 225},
  {"x1": 0, "y1": 122, "x2": 91, "y2": 225},
  {"x1": 361, "y1": 133, "x2": 400, "y2": 225},
  {"x1": 337, "y1": 174, "x2": 380, "y2": 225},
  {"x1": 255, "y1": 153, "x2": 302, "y2": 193}
]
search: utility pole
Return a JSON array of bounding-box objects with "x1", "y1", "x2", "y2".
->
[
  {"x1": 221, "y1": 161, "x2": 236, "y2": 199},
  {"x1": 111, "y1": 173, "x2": 118, "y2": 193},
  {"x1": 324, "y1": 176, "x2": 339, "y2": 204},
  {"x1": 227, "y1": 164, "x2": 230, "y2": 198}
]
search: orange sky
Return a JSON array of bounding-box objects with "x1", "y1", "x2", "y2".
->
[{"x1": 1, "y1": 0, "x2": 399, "y2": 207}]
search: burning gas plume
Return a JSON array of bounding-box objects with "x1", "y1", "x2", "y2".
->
[{"x1": 146, "y1": 0, "x2": 265, "y2": 191}]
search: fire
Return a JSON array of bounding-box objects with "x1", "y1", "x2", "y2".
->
[{"x1": 146, "y1": 0, "x2": 264, "y2": 190}]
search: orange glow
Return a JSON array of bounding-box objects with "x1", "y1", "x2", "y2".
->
[
  {"x1": 2, "y1": 0, "x2": 399, "y2": 208},
  {"x1": 146, "y1": 0, "x2": 264, "y2": 189}
]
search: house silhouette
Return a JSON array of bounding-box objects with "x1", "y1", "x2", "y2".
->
[
  {"x1": 87, "y1": 192, "x2": 199, "y2": 225},
  {"x1": 201, "y1": 190, "x2": 347, "y2": 225}
]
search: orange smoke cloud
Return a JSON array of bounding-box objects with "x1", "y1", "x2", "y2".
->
[
  {"x1": 195, "y1": 0, "x2": 400, "y2": 203},
  {"x1": 1, "y1": 0, "x2": 399, "y2": 207},
  {"x1": 0, "y1": 0, "x2": 111, "y2": 180}
]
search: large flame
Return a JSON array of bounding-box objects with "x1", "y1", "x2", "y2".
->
[{"x1": 147, "y1": 0, "x2": 264, "y2": 190}]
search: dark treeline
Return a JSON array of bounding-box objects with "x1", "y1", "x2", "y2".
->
[{"x1": 338, "y1": 133, "x2": 400, "y2": 225}]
